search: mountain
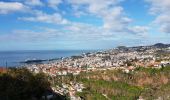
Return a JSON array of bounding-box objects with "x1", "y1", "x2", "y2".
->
[{"x1": 153, "y1": 43, "x2": 170, "y2": 48}]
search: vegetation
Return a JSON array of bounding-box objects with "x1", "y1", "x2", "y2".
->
[
  {"x1": 0, "y1": 68, "x2": 64, "y2": 100},
  {"x1": 77, "y1": 79, "x2": 143, "y2": 100},
  {"x1": 55, "y1": 66, "x2": 170, "y2": 100},
  {"x1": 1, "y1": 66, "x2": 170, "y2": 100}
]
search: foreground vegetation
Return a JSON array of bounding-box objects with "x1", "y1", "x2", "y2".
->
[
  {"x1": 1, "y1": 66, "x2": 170, "y2": 100},
  {"x1": 76, "y1": 66, "x2": 170, "y2": 100},
  {"x1": 52, "y1": 66, "x2": 170, "y2": 100},
  {"x1": 77, "y1": 79, "x2": 143, "y2": 100},
  {"x1": 0, "y1": 68, "x2": 65, "y2": 100}
]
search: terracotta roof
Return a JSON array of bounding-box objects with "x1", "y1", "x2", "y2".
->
[{"x1": 0, "y1": 67, "x2": 7, "y2": 73}]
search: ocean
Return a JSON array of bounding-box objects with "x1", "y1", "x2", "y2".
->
[{"x1": 0, "y1": 50, "x2": 96, "y2": 67}]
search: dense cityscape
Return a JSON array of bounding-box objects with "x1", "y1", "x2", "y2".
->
[
  {"x1": 27, "y1": 43, "x2": 170, "y2": 75},
  {"x1": 24, "y1": 43, "x2": 170, "y2": 100}
]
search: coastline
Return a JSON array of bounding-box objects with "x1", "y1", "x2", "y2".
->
[{"x1": 0, "y1": 50, "x2": 98, "y2": 67}]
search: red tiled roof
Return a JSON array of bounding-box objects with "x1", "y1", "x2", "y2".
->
[{"x1": 0, "y1": 67, "x2": 7, "y2": 73}]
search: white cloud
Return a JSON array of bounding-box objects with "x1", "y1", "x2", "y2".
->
[
  {"x1": 146, "y1": 0, "x2": 170, "y2": 14},
  {"x1": 68, "y1": 0, "x2": 147, "y2": 36},
  {"x1": 0, "y1": 28, "x2": 65, "y2": 42},
  {"x1": 128, "y1": 26, "x2": 149, "y2": 37},
  {"x1": 47, "y1": 0, "x2": 62, "y2": 9},
  {"x1": 25, "y1": 0, "x2": 43, "y2": 6},
  {"x1": 0, "y1": 0, "x2": 150, "y2": 46},
  {"x1": 103, "y1": 7, "x2": 132, "y2": 31},
  {"x1": 146, "y1": 0, "x2": 170, "y2": 33},
  {"x1": 19, "y1": 11, "x2": 69, "y2": 24},
  {"x1": 0, "y1": 1, "x2": 28, "y2": 14},
  {"x1": 69, "y1": 0, "x2": 133, "y2": 32},
  {"x1": 153, "y1": 13, "x2": 170, "y2": 33}
]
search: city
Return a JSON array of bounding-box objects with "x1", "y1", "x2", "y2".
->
[
  {"x1": 27, "y1": 43, "x2": 170, "y2": 76},
  {"x1": 25, "y1": 43, "x2": 170, "y2": 100},
  {"x1": 0, "y1": 0, "x2": 170, "y2": 100}
]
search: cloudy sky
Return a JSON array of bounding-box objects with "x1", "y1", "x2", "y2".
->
[{"x1": 0, "y1": 0, "x2": 170, "y2": 50}]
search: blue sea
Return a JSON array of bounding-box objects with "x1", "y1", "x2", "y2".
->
[{"x1": 0, "y1": 50, "x2": 96, "y2": 67}]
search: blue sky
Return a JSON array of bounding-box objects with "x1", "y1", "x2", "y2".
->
[{"x1": 0, "y1": 0, "x2": 170, "y2": 50}]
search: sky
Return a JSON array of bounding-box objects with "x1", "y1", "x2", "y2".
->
[{"x1": 0, "y1": 0, "x2": 170, "y2": 50}]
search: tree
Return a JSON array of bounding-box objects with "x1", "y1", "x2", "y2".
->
[{"x1": 0, "y1": 68, "x2": 51, "y2": 100}]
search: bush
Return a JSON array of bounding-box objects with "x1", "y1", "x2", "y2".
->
[{"x1": 0, "y1": 68, "x2": 51, "y2": 100}]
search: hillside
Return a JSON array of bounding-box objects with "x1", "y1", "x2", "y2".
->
[
  {"x1": 53, "y1": 65, "x2": 170, "y2": 100},
  {"x1": 75, "y1": 66, "x2": 170, "y2": 100}
]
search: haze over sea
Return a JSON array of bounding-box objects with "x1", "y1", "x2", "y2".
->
[{"x1": 0, "y1": 50, "x2": 96, "y2": 67}]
